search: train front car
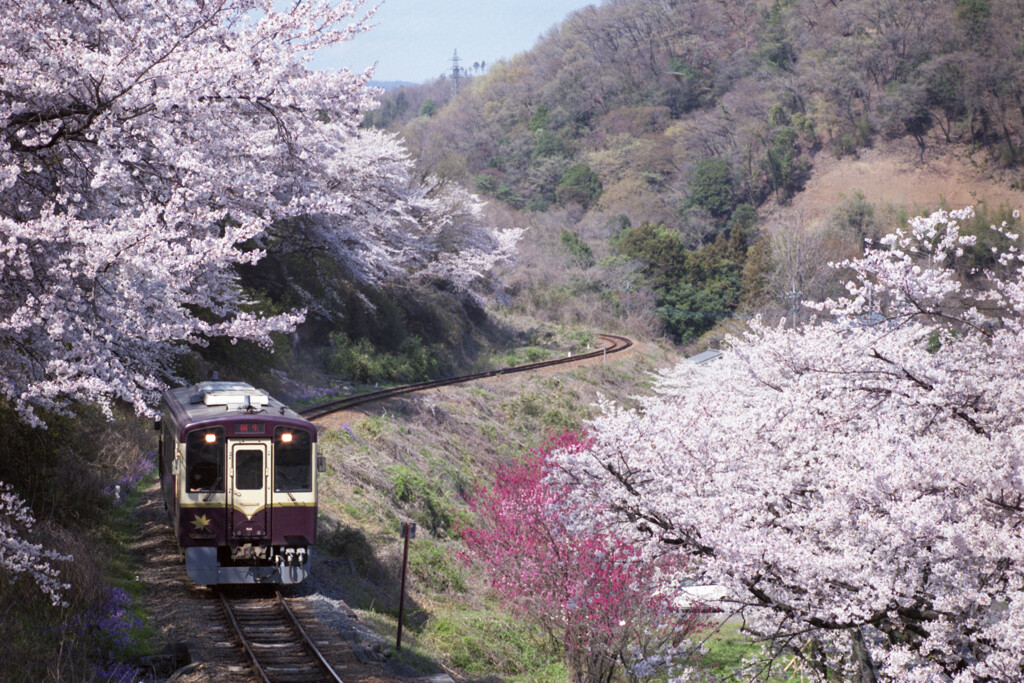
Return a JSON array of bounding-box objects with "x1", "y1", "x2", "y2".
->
[{"x1": 158, "y1": 382, "x2": 321, "y2": 585}]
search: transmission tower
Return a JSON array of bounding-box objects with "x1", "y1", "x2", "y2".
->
[{"x1": 450, "y1": 49, "x2": 462, "y2": 95}]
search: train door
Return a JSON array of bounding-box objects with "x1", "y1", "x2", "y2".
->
[{"x1": 227, "y1": 441, "x2": 270, "y2": 541}]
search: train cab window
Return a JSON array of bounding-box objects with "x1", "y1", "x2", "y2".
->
[
  {"x1": 274, "y1": 427, "x2": 312, "y2": 493},
  {"x1": 235, "y1": 449, "x2": 264, "y2": 490},
  {"x1": 186, "y1": 428, "x2": 224, "y2": 493}
]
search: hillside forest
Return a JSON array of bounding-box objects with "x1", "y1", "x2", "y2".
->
[{"x1": 369, "y1": 0, "x2": 1024, "y2": 343}]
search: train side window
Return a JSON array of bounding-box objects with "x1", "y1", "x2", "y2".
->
[
  {"x1": 161, "y1": 419, "x2": 174, "y2": 477},
  {"x1": 186, "y1": 428, "x2": 224, "y2": 493},
  {"x1": 274, "y1": 427, "x2": 312, "y2": 493}
]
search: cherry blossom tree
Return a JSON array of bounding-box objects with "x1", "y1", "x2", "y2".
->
[
  {"x1": 0, "y1": 0, "x2": 379, "y2": 423},
  {"x1": 1, "y1": 0, "x2": 520, "y2": 605},
  {"x1": 463, "y1": 432, "x2": 705, "y2": 682},
  {"x1": 1, "y1": 0, "x2": 520, "y2": 426},
  {"x1": 553, "y1": 208, "x2": 1024, "y2": 681}
]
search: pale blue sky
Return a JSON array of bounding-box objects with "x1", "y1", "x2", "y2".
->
[{"x1": 313, "y1": 1, "x2": 597, "y2": 83}]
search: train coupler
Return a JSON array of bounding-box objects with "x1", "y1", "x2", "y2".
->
[{"x1": 231, "y1": 543, "x2": 270, "y2": 561}]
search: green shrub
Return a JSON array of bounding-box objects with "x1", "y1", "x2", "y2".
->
[
  {"x1": 762, "y1": 126, "x2": 810, "y2": 204},
  {"x1": 658, "y1": 274, "x2": 741, "y2": 344},
  {"x1": 355, "y1": 414, "x2": 391, "y2": 440},
  {"x1": 475, "y1": 174, "x2": 499, "y2": 194},
  {"x1": 529, "y1": 104, "x2": 551, "y2": 132},
  {"x1": 615, "y1": 222, "x2": 689, "y2": 290},
  {"x1": 831, "y1": 190, "x2": 878, "y2": 241},
  {"x1": 502, "y1": 389, "x2": 580, "y2": 433},
  {"x1": 532, "y1": 129, "x2": 566, "y2": 161},
  {"x1": 559, "y1": 230, "x2": 596, "y2": 268},
  {"x1": 495, "y1": 184, "x2": 526, "y2": 209},
  {"x1": 688, "y1": 157, "x2": 736, "y2": 219},
  {"x1": 556, "y1": 162, "x2": 602, "y2": 208},
  {"x1": 327, "y1": 332, "x2": 442, "y2": 384},
  {"x1": 386, "y1": 466, "x2": 457, "y2": 535}
]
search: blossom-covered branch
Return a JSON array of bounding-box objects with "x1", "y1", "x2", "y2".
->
[{"x1": 0, "y1": 485, "x2": 69, "y2": 606}]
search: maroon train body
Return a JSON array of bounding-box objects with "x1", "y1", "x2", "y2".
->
[{"x1": 157, "y1": 382, "x2": 321, "y2": 584}]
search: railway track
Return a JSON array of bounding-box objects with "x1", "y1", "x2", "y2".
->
[
  {"x1": 300, "y1": 333, "x2": 632, "y2": 420},
  {"x1": 218, "y1": 588, "x2": 345, "y2": 683}
]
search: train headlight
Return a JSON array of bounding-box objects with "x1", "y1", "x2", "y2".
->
[
  {"x1": 280, "y1": 432, "x2": 293, "y2": 443},
  {"x1": 204, "y1": 433, "x2": 217, "y2": 443}
]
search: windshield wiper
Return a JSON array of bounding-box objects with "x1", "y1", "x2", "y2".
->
[{"x1": 203, "y1": 475, "x2": 223, "y2": 502}]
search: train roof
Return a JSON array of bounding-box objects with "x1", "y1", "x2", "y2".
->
[{"x1": 161, "y1": 381, "x2": 309, "y2": 427}]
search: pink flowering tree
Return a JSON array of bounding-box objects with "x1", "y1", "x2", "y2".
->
[
  {"x1": 463, "y1": 432, "x2": 706, "y2": 682},
  {"x1": 552, "y1": 208, "x2": 1024, "y2": 681}
]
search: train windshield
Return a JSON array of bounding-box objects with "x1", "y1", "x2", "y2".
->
[
  {"x1": 186, "y1": 428, "x2": 225, "y2": 493},
  {"x1": 274, "y1": 427, "x2": 312, "y2": 493}
]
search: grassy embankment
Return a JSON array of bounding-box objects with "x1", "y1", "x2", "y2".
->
[{"x1": 309, "y1": 324, "x2": 673, "y2": 680}]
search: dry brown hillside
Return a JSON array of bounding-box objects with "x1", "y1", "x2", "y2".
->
[{"x1": 765, "y1": 138, "x2": 1024, "y2": 232}]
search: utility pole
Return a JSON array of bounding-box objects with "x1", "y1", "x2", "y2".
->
[
  {"x1": 450, "y1": 49, "x2": 461, "y2": 96},
  {"x1": 789, "y1": 284, "x2": 802, "y2": 328}
]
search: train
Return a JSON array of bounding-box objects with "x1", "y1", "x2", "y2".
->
[{"x1": 157, "y1": 381, "x2": 322, "y2": 584}]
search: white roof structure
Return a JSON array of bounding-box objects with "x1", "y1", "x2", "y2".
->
[
  {"x1": 687, "y1": 349, "x2": 724, "y2": 365},
  {"x1": 191, "y1": 381, "x2": 269, "y2": 411}
]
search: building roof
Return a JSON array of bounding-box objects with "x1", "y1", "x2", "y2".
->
[{"x1": 686, "y1": 349, "x2": 724, "y2": 366}]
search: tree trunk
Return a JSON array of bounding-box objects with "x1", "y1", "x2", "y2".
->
[{"x1": 852, "y1": 628, "x2": 878, "y2": 683}]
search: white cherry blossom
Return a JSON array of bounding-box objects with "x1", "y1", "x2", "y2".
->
[
  {"x1": 555, "y1": 209, "x2": 1024, "y2": 681},
  {"x1": 1, "y1": 0, "x2": 517, "y2": 424}
]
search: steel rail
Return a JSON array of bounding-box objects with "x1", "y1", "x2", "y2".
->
[
  {"x1": 300, "y1": 333, "x2": 632, "y2": 420},
  {"x1": 219, "y1": 589, "x2": 343, "y2": 683},
  {"x1": 218, "y1": 590, "x2": 271, "y2": 683},
  {"x1": 276, "y1": 590, "x2": 343, "y2": 683}
]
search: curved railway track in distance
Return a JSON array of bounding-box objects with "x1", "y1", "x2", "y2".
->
[
  {"x1": 210, "y1": 333, "x2": 632, "y2": 683},
  {"x1": 299, "y1": 333, "x2": 633, "y2": 420},
  {"x1": 218, "y1": 588, "x2": 345, "y2": 683}
]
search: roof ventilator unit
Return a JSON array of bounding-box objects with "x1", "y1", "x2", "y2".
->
[{"x1": 191, "y1": 382, "x2": 269, "y2": 412}]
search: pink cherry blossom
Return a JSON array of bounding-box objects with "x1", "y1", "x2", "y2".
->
[{"x1": 463, "y1": 432, "x2": 706, "y2": 681}]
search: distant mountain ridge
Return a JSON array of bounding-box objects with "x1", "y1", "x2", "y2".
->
[{"x1": 368, "y1": 80, "x2": 417, "y2": 91}]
